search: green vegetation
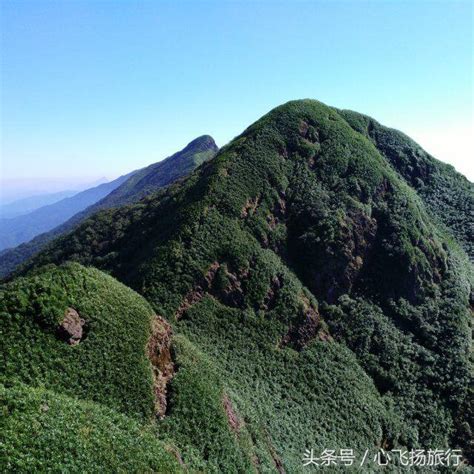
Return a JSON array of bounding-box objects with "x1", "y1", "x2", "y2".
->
[
  {"x1": 1, "y1": 262, "x2": 156, "y2": 418},
  {"x1": 94, "y1": 135, "x2": 218, "y2": 209},
  {"x1": 160, "y1": 335, "x2": 257, "y2": 472},
  {"x1": 0, "y1": 135, "x2": 218, "y2": 279},
  {"x1": 170, "y1": 298, "x2": 398, "y2": 471},
  {"x1": 2, "y1": 100, "x2": 472, "y2": 470},
  {"x1": 338, "y1": 108, "x2": 474, "y2": 260},
  {"x1": 1, "y1": 382, "x2": 181, "y2": 473}
]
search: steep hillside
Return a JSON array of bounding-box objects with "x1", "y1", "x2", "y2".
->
[
  {"x1": 0, "y1": 136, "x2": 218, "y2": 278},
  {"x1": 3, "y1": 100, "x2": 472, "y2": 470},
  {"x1": 0, "y1": 174, "x2": 132, "y2": 251},
  {"x1": 1, "y1": 383, "x2": 181, "y2": 472},
  {"x1": 2, "y1": 262, "x2": 390, "y2": 472},
  {"x1": 1, "y1": 262, "x2": 160, "y2": 416},
  {"x1": 338, "y1": 109, "x2": 474, "y2": 260}
]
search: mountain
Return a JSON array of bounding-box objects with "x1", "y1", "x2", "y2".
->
[
  {"x1": 0, "y1": 136, "x2": 218, "y2": 277},
  {"x1": 0, "y1": 190, "x2": 79, "y2": 218},
  {"x1": 86, "y1": 134, "x2": 218, "y2": 209},
  {"x1": 2, "y1": 100, "x2": 472, "y2": 471},
  {"x1": 0, "y1": 174, "x2": 133, "y2": 251},
  {"x1": 337, "y1": 109, "x2": 474, "y2": 261}
]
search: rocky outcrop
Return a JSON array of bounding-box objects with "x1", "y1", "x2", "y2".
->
[
  {"x1": 241, "y1": 196, "x2": 260, "y2": 218},
  {"x1": 175, "y1": 262, "x2": 220, "y2": 319},
  {"x1": 175, "y1": 261, "x2": 247, "y2": 319},
  {"x1": 290, "y1": 208, "x2": 378, "y2": 303},
  {"x1": 223, "y1": 394, "x2": 241, "y2": 433},
  {"x1": 146, "y1": 315, "x2": 174, "y2": 418},
  {"x1": 261, "y1": 275, "x2": 282, "y2": 311},
  {"x1": 57, "y1": 307, "x2": 85, "y2": 345},
  {"x1": 280, "y1": 296, "x2": 329, "y2": 350}
]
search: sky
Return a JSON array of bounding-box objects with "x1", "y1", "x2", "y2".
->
[{"x1": 1, "y1": 0, "x2": 473, "y2": 203}]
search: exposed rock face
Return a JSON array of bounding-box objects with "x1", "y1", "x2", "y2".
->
[
  {"x1": 241, "y1": 196, "x2": 260, "y2": 218},
  {"x1": 57, "y1": 307, "x2": 85, "y2": 345},
  {"x1": 266, "y1": 196, "x2": 287, "y2": 231},
  {"x1": 174, "y1": 262, "x2": 329, "y2": 353},
  {"x1": 280, "y1": 296, "x2": 328, "y2": 350},
  {"x1": 223, "y1": 394, "x2": 241, "y2": 433},
  {"x1": 261, "y1": 275, "x2": 282, "y2": 311},
  {"x1": 175, "y1": 261, "x2": 247, "y2": 319},
  {"x1": 146, "y1": 315, "x2": 174, "y2": 418},
  {"x1": 217, "y1": 267, "x2": 245, "y2": 308},
  {"x1": 266, "y1": 435, "x2": 285, "y2": 474},
  {"x1": 175, "y1": 262, "x2": 220, "y2": 319}
]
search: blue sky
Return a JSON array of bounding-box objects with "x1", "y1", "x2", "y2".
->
[{"x1": 1, "y1": 0, "x2": 473, "y2": 201}]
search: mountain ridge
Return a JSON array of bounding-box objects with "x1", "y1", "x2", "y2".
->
[
  {"x1": 0, "y1": 135, "x2": 218, "y2": 278},
  {"x1": 2, "y1": 99, "x2": 472, "y2": 471},
  {"x1": 337, "y1": 108, "x2": 474, "y2": 260}
]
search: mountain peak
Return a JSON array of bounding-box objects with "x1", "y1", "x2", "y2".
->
[{"x1": 183, "y1": 135, "x2": 218, "y2": 154}]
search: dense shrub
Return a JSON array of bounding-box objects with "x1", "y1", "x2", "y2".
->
[
  {"x1": 1, "y1": 262, "x2": 156, "y2": 419},
  {"x1": 0, "y1": 382, "x2": 181, "y2": 473}
]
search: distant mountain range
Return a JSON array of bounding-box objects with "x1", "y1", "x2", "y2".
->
[
  {"x1": 0, "y1": 190, "x2": 80, "y2": 218},
  {"x1": 0, "y1": 177, "x2": 109, "y2": 205},
  {"x1": 0, "y1": 135, "x2": 218, "y2": 276},
  {"x1": 0, "y1": 174, "x2": 133, "y2": 251}
]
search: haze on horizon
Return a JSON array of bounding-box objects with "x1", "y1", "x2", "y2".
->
[{"x1": 1, "y1": 0, "x2": 473, "y2": 204}]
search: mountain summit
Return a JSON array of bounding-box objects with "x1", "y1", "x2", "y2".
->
[
  {"x1": 2, "y1": 100, "x2": 472, "y2": 471},
  {"x1": 88, "y1": 134, "x2": 218, "y2": 209}
]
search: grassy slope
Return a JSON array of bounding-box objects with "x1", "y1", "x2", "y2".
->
[
  {"x1": 1, "y1": 262, "x2": 157, "y2": 418},
  {"x1": 1, "y1": 382, "x2": 181, "y2": 473},
  {"x1": 3, "y1": 100, "x2": 473, "y2": 470},
  {"x1": 1, "y1": 263, "x2": 288, "y2": 471}
]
